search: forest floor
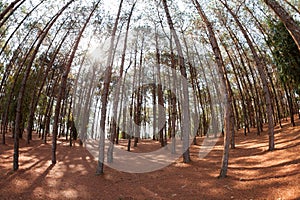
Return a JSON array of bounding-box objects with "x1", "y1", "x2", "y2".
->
[{"x1": 0, "y1": 117, "x2": 300, "y2": 200}]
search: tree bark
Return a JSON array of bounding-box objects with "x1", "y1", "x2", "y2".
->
[
  {"x1": 264, "y1": 0, "x2": 300, "y2": 52},
  {"x1": 96, "y1": 0, "x2": 123, "y2": 175},
  {"x1": 162, "y1": 0, "x2": 191, "y2": 163},
  {"x1": 52, "y1": 1, "x2": 98, "y2": 165},
  {"x1": 14, "y1": 0, "x2": 74, "y2": 170},
  {"x1": 221, "y1": 0, "x2": 275, "y2": 150},
  {"x1": 0, "y1": 0, "x2": 25, "y2": 29},
  {"x1": 191, "y1": 0, "x2": 234, "y2": 178}
]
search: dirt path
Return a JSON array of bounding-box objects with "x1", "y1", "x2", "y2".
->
[{"x1": 0, "y1": 118, "x2": 299, "y2": 200}]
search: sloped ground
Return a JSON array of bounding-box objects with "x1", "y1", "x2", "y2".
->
[{"x1": 0, "y1": 117, "x2": 299, "y2": 200}]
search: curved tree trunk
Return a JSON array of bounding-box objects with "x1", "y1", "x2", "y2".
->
[
  {"x1": 26, "y1": 23, "x2": 70, "y2": 144},
  {"x1": 0, "y1": 0, "x2": 25, "y2": 28},
  {"x1": 220, "y1": 0, "x2": 275, "y2": 151},
  {"x1": 52, "y1": 1, "x2": 98, "y2": 165},
  {"x1": 191, "y1": 0, "x2": 234, "y2": 178},
  {"x1": 13, "y1": 0, "x2": 74, "y2": 170},
  {"x1": 0, "y1": 0, "x2": 45, "y2": 57},
  {"x1": 162, "y1": 0, "x2": 191, "y2": 163},
  {"x1": 96, "y1": 0, "x2": 123, "y2": 175},
  {"x1": 264, "y1": 0, "x2": 300, "y2": 51},
  {"x1": 1, "y1": 21, "x2": 39, "y2": 145}
]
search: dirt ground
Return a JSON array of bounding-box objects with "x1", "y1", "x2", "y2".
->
[{"x1": 0, "y1": 117, "x2": 300, "y2": 200}]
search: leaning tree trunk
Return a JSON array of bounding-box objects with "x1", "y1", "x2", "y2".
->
[
  {"x1": 52, "y1": 1, "x2": 99, "y2": 165},
  {"x1": 0, "y1": 18, "x2": 40, "y2": 145},
  {"x1": 221, "y1": 0, "x2": 275, "y2": 151},
  {"x1": 13, "y1": 0, "x2": 74, "y2": 171},
  {"x1": 191, "y1": 0, "x2": 234, "y2": 178},
  {"x1": 245, "y1": 5, "x2": 284, "y2": 128},
  {"x1": 96, "y1": 0, "x2": 123, "y2": 175},
  {"x1": 263, "y1": 0, "x2": 300, "y2": 52},
  {"x1": 218, "y1": 40, "x2": 237, "y2": 149},
  {"x1": 162, "y1": 0, "x2": 191, "y2": 163},
  {"x1": 26, "y1": 24, "x2": 70, "y2": 144},
  {"x1": 0, "y1": 0, "x2": 25, "y2": 29},
  {"x1": 283, "y1": 0, "x2": 300, "y2": 15},
  {"x1": 0, "y1": 0, "x2": 45, "y2": 57}
]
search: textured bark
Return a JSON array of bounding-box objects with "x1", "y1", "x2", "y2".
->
[
  {"x1": 221, "y1": 0, "x2": 275, "y2": 150},
  {"x1": 0, "y1": 0, "x2": 44, "y2": 57},
  {"x1": 0, "y1": 0, "x2": 25, "y2": 29},
  {"x1": 14, "y1": 0, "x2": 74, "y2": 170},
  {"x1": 96, "y1": 0, "x2": 123, "y2": 175},
  {"x1": 192, "y1": 0, "x2": 234, "y2": 178},
  {"x1": 52, "y1": 1, "x2": 98, "y2": 165},
  {"x1": 264, "y1": 0, "x2": 300, "y2": 51},
  {"x1": 162, "y1": 0, "x2": 191, "y2": 163}
]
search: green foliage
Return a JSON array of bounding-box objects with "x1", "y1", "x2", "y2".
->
[{"x1": 267, "y1": 19, "x2": 300, "y2": 92}]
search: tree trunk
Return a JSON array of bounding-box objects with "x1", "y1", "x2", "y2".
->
[
  {"x1": 0, "y1": 0, "x2": 25, "y2": 29},
  {"x1": 154, "y1": 25, "x2": 165, "y2": 147},
  {"x1": 264, "y1": 0, "x2": 300, "y2": 52},
  {"x1": 1, "y1": 20, "x2": 39, "y2": 145},
  {"x1": 107, "y1": 2, "x2": 136, "y2": 162},
  {"x1": 134, "y1": 37, "x2": 144, "y2": 147},
  {"x1": 283, "y1": 83, "x2": 295, "y2": 126},
  {"x1": 192, "y1": 0, "x2": 234, "y2": 178},
  {"x1": 96, "y1": 0, "x2": 123, "y2": 175},
  {"x1": 52, "y1": 1, "x2": 98, "y2": 165},
  {"x1": 14, "y1": 1, "x2": 74, "y2": 170},
  {"x1": 0, "y1": 0, "x2": 44, "y2": 57},
  {"x1": 27, "y1": 25, "x2": 70, "y2": 144},
  {"x1": 162, "y1": 0, "x2": 191, "y2": 163},
  {"x1": 221, "y1": 0, "x2": 275, "y2": 151}
]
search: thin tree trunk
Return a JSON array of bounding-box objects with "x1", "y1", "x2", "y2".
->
[
  {"x1": 27, "y1": 24, "x2": 70, "y2": 144},
  {"x1": 0, "y1": 0, "x2": 45, "y2": 57},
  {"x1": 154, "y1": 25, "x2": 165, "y2": 147},
  {"x1": 14, "y1": 0, "x2": 74, "y2": 170},
  {"x1": 162, "y1": 0, "x2": 191, "y2": 163},
  {"x1": 191, "y1": 0, "x2": 234, "y2": 178},
  {"x1": 169, "y1": 35, "x2": 177, "y2": 153},
  {"x1": 283, "y1": 82, "x2": 295, "y2": 126},
  {"x1": 134, "y1": 37, "x2": 144, "y2": 147},
  {"x1": 96, "y1": 0, "x2": 123, "y2": 175},
  {"x1": 0, "y1": 0, "x2": 25, "y2": 28},
  {"x1": 52, "y1": 1, "x2": 98, "y2": 165},
  {"x1": 221, "y1": 0, "x2": 275, "y2": 150},
  {"x1": 107, "y1": 2, "x2": 136, "y2": 162}
]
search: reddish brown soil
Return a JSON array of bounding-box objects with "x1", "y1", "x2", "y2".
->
[{"x1": 0, "y1": 117, "x2": 300, "y2": 200}]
